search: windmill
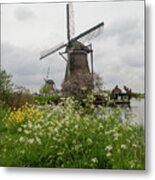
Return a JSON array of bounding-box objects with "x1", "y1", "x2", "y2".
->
[
  {"x1": 40, "y1": 3, "x2": 104, "y2": 89},
  {"x1": 43, "y1": 67, "x2": 56, "y2": 93}
]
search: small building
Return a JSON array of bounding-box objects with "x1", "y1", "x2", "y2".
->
[
  {"x1": 111, "y1": 85, "x2": 132, "y2": 107},
  {"x1": 111, "y1": 85, "x2": 122, "y2": 100}
]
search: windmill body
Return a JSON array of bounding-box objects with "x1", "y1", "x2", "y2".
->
[
  {"x1": 64, "y1": 40, "x2": 90, "y2": 81},
  {"x1": 40, "y1": 3, "x2": 104, "y2": 92}
]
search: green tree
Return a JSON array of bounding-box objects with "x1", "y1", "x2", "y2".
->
[
  {"x1": 0, "y1": 69, "x2": 13, "y2": 105},
  {"x1": 39, "y1": 83, "x2": 51, "y2": 96}
]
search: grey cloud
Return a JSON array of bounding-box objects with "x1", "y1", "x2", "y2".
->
[
  {"x1": 102, "y1": 18, "x2": 143, "y2": 46},
  {"x1": 1, "y1": 43, "x2": 65, "y2": 92},
  {"x1": 104, "y1": 73, "x2": 125, "y2": 85},
  {"x1": 14, "y1": 7, "x2": 36, "y2": 21},
  {"x1": 91, "y1": 36, "x2": 144, "y2": 93},
  {"x1": 1, "y1": 2, "x2": 144, "y2": 93},
  {"x1": 121, "y1": 54, "x2": 144, "y2": 68},
  {"x1": 1, "y1": 42, "x2": 15, "y2": 54}
]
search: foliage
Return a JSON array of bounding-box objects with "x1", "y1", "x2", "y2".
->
[
  {"x1": 93, "y1": 73, "x2": 104, "y2": 92},
  {"x1": 9, "y1": 86, "x2": 34, "y2": 108},
  {"x1": 34, "y1": 95, "x2": 60, "y2": 105},
  {"x1": 0, "y1": 69, "x2": 13, "y2": 106},
  {"x1": 0, "y1": 97, "x2": 144, "y2": 169},
  {"x1": 3, "y1": 103, "x2": 44, "y2": 125},
  {"x1": 62, "y1": 73, "x2": 104, "y2": 96},
  {"x1": 61, "y1": 73, "x2": 93, "y2": 96},
  {"x1": 0, "y1": 105, "x2": 7, "y2": 121},
  {"x1": 132, "y1": 93, "x2": 145, "y2": 100},
  {"x1": 39, "y1": 83, "x2": 52, "y2": 96}
]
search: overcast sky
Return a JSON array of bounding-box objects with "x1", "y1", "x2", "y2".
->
[{"x1": 1, "y1": 0, "x2": 144, "y2": 93}]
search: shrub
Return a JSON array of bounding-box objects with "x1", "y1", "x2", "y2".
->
[
  {"x1": 9, "y1": 86, "x2": 34, "y2": 108},
  {"x1": 61, "y1": 73, "x2": 93, "y2": 96},
  {"x1": 61, "y1": 73, "x2": 104, "y2": 96},
  {"x1": 3, "y1": 103, "x2": 44, "y2": 125},
  {"x1": 34, "y1": 95, "x2": 60, "y2": 105},
  {"x1": 39, "y1": 83, "x2": 52, "y2": 96}
]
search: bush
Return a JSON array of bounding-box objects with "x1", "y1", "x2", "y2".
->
[
  {"x1": 61, "y1": 73, "x2": 93, "y2": 96},
  {"x1": 9, "y1": 86, "x2": 34, "y2": 108},
  {"x1": 34, "y1": 95, "x2": 60, "y2": 105},
  {"x1": 61, "y1": 73, "x2": 103, "y2": 96},
  {"x1": 0, "y1": 97, "x2": 144, "y2": 169},
  {"x1": 3, "y1": 103, "x2": 44, "y2": 125}
]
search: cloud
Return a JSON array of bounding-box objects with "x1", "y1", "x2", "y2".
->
[
  {"x1": 90, "y1": 17, "x2": 144, "y2": 93},
  {"x1": 14, "y1": 7, "x2": 36, "y2": 21},
  {"x1": 102, "y1": 18, "x2": 144, "y2": 46},
  {"x1": 1, "y1": 42, "x2": 66, "y2": 92},
  {"x1": 121, "y1": 54, "x2": 144, "y2": 68},
  {"x1": 1, "y1": 1, "x2": 144, "y2": 93}
]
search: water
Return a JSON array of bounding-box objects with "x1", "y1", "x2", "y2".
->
[{"x1": 121, "y1": 99, "x2": 145, "y2": 126}]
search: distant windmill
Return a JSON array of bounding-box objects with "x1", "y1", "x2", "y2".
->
[
  {"x1": 44, "y1": 67, "x2": 56, "y2": 92},
  {"x1": 40, "y1": 3, "x2": 104, "y2": 86}
]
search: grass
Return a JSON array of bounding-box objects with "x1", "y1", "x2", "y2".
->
[
  {"x1": 0, "y1": 105, "x2": 7, "y2": 121},
  {"x1": 0, "y1": 96, "x2": 144, "y2": 169}
]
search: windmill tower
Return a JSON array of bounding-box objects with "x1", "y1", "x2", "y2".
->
[
  {"x1": 64, "y1": 40, "x2": 90, "y2": 81},
  {"x1": 40, "y1": 3, "x2": 104, "y2": 91}
]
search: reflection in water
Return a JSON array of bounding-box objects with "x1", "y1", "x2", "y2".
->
[{"x1": 121, "y1": 99, "x2": 144, "y2": 126}]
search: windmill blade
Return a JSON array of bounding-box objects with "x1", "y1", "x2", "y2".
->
[
  {"x1": 66, "y1": 3, "x2": 75, "y2": 42},
  {"x1": 68, "y1": 2, "x2": 75, "y2": 38},
  {"x1": 40, "y1": 42, "x2": 67, "y2": 60},
  {"x1": 40, "y1": 22, "x2": 104, "y2": 60},
  {"x1": 71, "y1": 22, "x2": 104, "y2": 44},
  {"x1": 79, "y1": 24, "x2": 104, "y2": 44}
]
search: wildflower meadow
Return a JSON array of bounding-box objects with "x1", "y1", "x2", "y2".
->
[{"x1": 0, "y1": 97, "x2": 144, "y2": 169}]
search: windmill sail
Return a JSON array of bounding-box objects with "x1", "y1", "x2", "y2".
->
[
  {"x1": 70, "y1": 22, "x2": 104, "y2": 44},
  {"x1": 40, "y1": 2, "x2": 104, "y2": 60},
  {"x1": 40, "y1": 22, "x2": 104, "y2": 60},
  {"x1": 68, "y1": 2, "x2": 75, "y2": 38},
  {"x1": 66, "y1": 3, "x2": 75, "y2": 42},
  {"x1": 40, "y1": 42, "x2": 67, "y2": 60},
  {"x1": 78, "y1": 23, "x2": 104, "y2": 43}
]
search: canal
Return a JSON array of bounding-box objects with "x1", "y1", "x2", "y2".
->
[{"x1": 121, "y1": 99, "x2": 145, "y2": 126}]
